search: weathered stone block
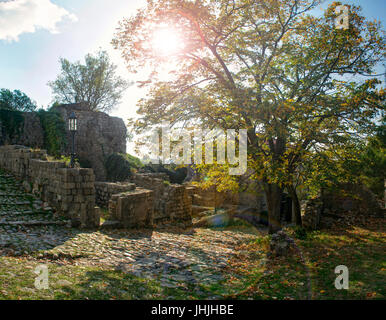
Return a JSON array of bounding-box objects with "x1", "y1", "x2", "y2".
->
[{"x1": 108, "y1": 189, "x2": 154, "y2": 228}]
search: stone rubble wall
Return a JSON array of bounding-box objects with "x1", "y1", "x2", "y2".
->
[
  {"x1": 189, "y1": 183, "x2": 267, "y2": 212},
  {"x1": 153, "y1": 184, "x2": 192, "y2": 226},
  {"x1": 95, "y1": 181, "x2": 136, "y2": 208},
  {"x1": 302, "y1": 184, "x2": 384, "y2": 230},
  {"x1": 0, "y1": 145, "x2": 99, "y2": 228},
  {"x1": 131, "y1": 173, "x2": 169, "y2": 187},
  {"x1": 108, "y1": 188, "x2": 154, "y2": 228},
  {"x1": 0, "y1": 146, "x2": 193, "y2": 230},
  {"x1": 322, "y1": 184, "x2": 384, "y2": 217},
  {"x1": 131, "y1": 173, "x2": 192, "y2": 227}
]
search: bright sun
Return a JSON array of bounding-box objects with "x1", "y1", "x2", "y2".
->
[{"x1": 151, "y1": 27, "x2": 184, "y2": 57}]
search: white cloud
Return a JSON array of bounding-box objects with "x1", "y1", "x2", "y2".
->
[{"x1": 0, "y1": 0, "x2": 77, "y2": 41}]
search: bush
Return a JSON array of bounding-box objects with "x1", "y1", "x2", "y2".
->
[
  {"x1": 0, "y1": 109, "x2": 24, "y2": 141},
  {"x1": 37, "y1": 108, "x2": 67, "y2": 157},
  {"x1": 124, "y1": 153, "x2": 143, "y2": 169},
  {"x1": 78, "y1": 157, "x2": 92, "y2": 168},
  {"x1": 105, "y1": 153, "x2": 132, "y2": 182},
  {"x1": 294, "y1": 226, "x2": 308, "y2": 240},
  {"x1": 141, "y1": 163, "x2": 187, "y2": 184}
]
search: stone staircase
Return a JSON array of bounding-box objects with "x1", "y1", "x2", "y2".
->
[{"x1": 0, "y1": 170, "x2": 69, "y2": 227}]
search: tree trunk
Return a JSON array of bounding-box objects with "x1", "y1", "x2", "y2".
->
[
  {"x1": 288, "y1": 185, "x2": 302, "y2": 226},
  {"x1": 264, "y1": 183, "x2": 283, "y2": 234}
]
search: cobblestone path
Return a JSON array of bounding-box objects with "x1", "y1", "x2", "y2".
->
[{"x1": 0, "y1": 169, "x2": 262, "y2": 290}]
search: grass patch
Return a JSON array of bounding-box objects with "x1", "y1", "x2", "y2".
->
[{"x1": 220, "y1": 215, "x2": 385, "y2": 300}]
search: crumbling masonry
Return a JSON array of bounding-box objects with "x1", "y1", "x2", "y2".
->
[{"x1": 0, "y1": 145, "x2": 193, "y2": 229}]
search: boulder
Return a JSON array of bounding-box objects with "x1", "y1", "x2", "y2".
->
[{"x1": 269, "y1": 231, "x2": 295, "y2": 257}]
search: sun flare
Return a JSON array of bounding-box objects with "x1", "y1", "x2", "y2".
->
[{"x1": 151, "y1": 27, "x2": 184, "y2": 57}]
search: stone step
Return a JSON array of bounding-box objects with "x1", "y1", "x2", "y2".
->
[
  {"x1": 100, "y1": 220, "x2": 123, "y2": 229},
  {"x1": 0, "y1": 201, "x2": 31, "y2": 205},
  {"x1": 0, "y1": 220, "x2": 69, "y2": 226},
  {"x1": 191, "y1": 205, "x2": 214, "y2": 216},
  {"x1": 0, "y1": 210, "x2": 53, "y2": 217},
  {"x1": 0, "y1": 210, "x2": 35, "y2": 215},
  {"x1": 192, "y1": 194, "x2": 217, "y2": 206}
]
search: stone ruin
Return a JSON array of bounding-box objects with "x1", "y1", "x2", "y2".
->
[
  {"x1": 5, "y1": 144, "x2": 382, "y2": 232},
  {"x1": 95, "y1": 181, "x2": 136, "y2": 208},
  {"x1": 0, "y1": 104, "x2": 197, "y2": 230},
  {"x1": 53, "y1": 103, "x2": 127, "y2": 181},
  {"x1": 0, "y1": 103, "x2": 128, "y2": 181},
  {"x1": 94, "y1": 173, "x2": 193, "y2": 229},
  {"x1": 301, "y1": 185, "x2": 384, "y2": 230},
  {"x1": 132, "y1": 173, "x2": 192, "y2": 226},
  {"x1": 0, "y1": 145, "x2": 99, "y2": 228},
  {"x1": 0, "y1": 145, "x2": 193, "y2": 230}
]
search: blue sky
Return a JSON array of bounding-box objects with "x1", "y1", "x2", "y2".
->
[
  {"x1": 0, "y1": 0, "x2": 146, "y2": 119},
  {"x1": 0, "y1": 0, "x2": 385, "y2": 129}
]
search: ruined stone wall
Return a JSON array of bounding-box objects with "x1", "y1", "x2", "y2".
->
[
  {"x1": 0, "y1": 146, "x2": 193, "y2": 230},
  {"x1": 301, "y1": 199, "x2": 323, "y2": 230},
  {"x1": 131, "y1": 173, "x2": 169, "y2": 208},
  {"x1": 95, "y1": 181, "x2": 135, "y2": 208},
  {"x1": 132, "y1": 173, "x2": 192, "y2": 227},
  {"x1": 108, "y1": 188, "x2": 154, "y2": 228},
  {"x1": 156, "y1": 184, "x2": 192, "y2": 227},
  {"x1": 322, "y1": 184, "x2": 383, "y2": 216},
  {"x1": 53, "y1": 104, "x2": 127, "y2": 181},
  {"x1": 0, "y1": 104, "x2": 127, "y2": 182},
  {"x1": 0, "y1": 145, "x2": 99, "y2": 228},
  {"x1": 302, "y1": 183, "x2": 385, "y2": 230}
]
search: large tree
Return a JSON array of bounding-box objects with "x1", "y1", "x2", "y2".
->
[
  {"x1": 48, "y1": 50, "x2": 130, "y2": 113},
  {"x1": 113, "y1": 0, "x2": 385, "y2": 233},
  {"x1": 0, "y1": 88, "x2": 37, "y2": 112}
]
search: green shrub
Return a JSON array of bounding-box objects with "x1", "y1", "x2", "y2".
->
[
  {"x1": 78, "y1": 157, "x2": 92, "y2": 168},
  {"x1": 294, "y1": 226, "x2": 308, "y2": 240},
  {"x1": 37, "y1": 108, "x2": 67, "y2": 157},
  {"x1": 105, "y1": 153, "x2": 132, "y2": 182},
  {"x1": 142, "y1": 163, "x2": 187, "y2": 184},
  {"x1": 124, "y1": 153, "x2": 143, "y2": 169},
  {"x1": 0, "y1": 109, "x2": 24, "y2": 140}
]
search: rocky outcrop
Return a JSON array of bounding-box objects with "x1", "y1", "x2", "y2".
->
[{"x1": 53, "y1": 104, "x2": 127, "y2": 181}]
